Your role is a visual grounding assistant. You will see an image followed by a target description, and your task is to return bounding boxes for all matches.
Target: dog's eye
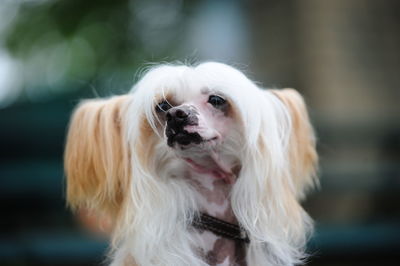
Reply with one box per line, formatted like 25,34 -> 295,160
208,95 -> 226,108
156,100 -> 172,112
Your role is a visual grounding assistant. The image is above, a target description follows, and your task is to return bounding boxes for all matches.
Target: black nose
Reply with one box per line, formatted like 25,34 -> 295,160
167,107 -> 189,124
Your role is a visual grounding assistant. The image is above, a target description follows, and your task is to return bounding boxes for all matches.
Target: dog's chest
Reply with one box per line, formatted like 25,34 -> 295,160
188,172 -> 246,266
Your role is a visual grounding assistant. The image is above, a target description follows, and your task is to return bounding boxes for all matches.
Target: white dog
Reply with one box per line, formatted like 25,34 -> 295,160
64,62 -> 318,266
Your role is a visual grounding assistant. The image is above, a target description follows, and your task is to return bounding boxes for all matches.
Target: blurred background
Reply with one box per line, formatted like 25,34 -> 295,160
0,0 -> 399,265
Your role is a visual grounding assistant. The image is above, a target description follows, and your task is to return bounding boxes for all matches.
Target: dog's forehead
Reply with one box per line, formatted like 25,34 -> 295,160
169,86 -> 211,104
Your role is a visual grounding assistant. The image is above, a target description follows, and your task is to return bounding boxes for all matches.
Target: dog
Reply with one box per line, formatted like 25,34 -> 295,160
64,62 -> 318,266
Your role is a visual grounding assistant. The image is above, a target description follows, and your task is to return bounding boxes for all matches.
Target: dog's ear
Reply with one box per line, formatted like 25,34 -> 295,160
64,95 -> 132,218
271,89 -> 318,199
233,88 -> 317,259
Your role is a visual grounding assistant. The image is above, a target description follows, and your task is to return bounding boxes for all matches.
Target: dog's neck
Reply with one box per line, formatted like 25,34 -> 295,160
188,168 -> 236,222
183,151 -> 239,219
183,154 -> 246,266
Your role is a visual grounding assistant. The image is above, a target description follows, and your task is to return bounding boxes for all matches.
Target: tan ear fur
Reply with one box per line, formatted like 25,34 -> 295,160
64,95 -> 132,218
271,89 -> 318,199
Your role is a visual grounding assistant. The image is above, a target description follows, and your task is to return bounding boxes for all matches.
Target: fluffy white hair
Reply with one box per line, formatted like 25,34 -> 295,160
64,62 -> 318,266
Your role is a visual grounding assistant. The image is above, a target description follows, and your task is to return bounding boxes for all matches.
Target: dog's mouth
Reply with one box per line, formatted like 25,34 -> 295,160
166,126 -> 219,147
167,130 -> 203,147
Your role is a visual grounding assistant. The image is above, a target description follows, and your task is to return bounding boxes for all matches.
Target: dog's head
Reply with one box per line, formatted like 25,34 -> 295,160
146,67 -> 245,184
64,63 -> 318,251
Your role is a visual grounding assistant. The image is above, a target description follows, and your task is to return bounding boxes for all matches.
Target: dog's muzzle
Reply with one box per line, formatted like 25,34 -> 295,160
166,106 -> 202,147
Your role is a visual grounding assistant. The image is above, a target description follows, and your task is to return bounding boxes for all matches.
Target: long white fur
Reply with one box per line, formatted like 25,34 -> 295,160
104,62 -> 313,266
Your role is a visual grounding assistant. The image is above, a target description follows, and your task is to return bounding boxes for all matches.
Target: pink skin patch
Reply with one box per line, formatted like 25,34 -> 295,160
186,161 -> 246,266
184,158 -> 235,184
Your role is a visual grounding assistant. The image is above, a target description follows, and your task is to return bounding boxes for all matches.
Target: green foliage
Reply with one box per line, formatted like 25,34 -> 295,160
2,0 -> 190,100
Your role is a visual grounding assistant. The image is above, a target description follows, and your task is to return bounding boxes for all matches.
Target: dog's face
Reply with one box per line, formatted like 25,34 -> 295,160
156,88 -> 235,149
152,85 -> 243,183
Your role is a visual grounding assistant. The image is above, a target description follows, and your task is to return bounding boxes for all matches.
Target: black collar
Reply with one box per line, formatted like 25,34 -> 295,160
192,213 -> 250,244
